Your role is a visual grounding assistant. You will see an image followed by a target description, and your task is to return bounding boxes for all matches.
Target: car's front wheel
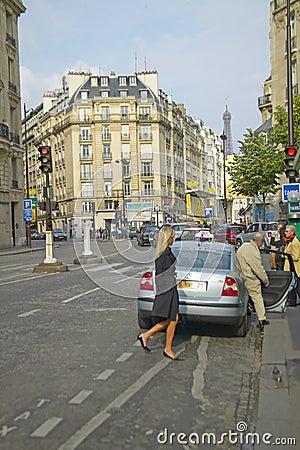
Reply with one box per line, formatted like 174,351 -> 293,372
235,239 -> 243,249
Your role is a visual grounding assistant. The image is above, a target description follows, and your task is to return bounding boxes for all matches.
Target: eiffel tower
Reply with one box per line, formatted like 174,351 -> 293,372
223,105 -> 233,159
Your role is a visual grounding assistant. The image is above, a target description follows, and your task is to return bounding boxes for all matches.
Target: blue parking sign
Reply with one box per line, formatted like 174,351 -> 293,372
205,208 -> 213,218
23,199 -> 32,222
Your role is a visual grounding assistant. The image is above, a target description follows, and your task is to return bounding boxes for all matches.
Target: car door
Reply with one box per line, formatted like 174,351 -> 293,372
261,251 -> 297,313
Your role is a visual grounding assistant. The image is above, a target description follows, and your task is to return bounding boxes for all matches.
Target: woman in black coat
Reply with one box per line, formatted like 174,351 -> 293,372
137,226 -> 182,361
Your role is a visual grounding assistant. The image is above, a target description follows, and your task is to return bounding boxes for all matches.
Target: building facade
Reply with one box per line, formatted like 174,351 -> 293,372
0,0 -> 25,248
23,71 -> 224,236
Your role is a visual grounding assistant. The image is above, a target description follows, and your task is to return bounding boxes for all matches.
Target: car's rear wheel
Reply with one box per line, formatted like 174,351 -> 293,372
138,310 -> 152,329
235,239 -> 242,249
231,314 -> 248,337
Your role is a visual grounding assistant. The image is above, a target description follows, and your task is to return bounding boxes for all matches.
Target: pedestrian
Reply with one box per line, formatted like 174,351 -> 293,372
283,225 -> 300,306
236,233 -> 270,327
137,226 -> 182,360
99,227 -> 103,239
270,223 -> 285,270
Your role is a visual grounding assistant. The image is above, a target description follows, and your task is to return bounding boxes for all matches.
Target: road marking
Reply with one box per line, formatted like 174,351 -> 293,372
94,369 -> 115,380
109,266 -> 131,274
115,352 -> 133,362
31,417 -> 63,438
69,390 -> 93,405
57,348 -> 184,450
18,309 -> 41,318
114,270 -> 145,284
86,263 -> 123,272
62,287 -> 100,304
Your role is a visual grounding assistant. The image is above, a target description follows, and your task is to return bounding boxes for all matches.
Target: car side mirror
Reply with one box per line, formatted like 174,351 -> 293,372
175,236 -> 181,241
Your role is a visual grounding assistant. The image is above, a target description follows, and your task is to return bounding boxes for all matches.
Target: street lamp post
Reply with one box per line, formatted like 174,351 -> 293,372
23,103 -> 31,248
115,159 -> 126,227
154,205 -> 160,227
220,132 -> 228,224
286,0 -> 295,184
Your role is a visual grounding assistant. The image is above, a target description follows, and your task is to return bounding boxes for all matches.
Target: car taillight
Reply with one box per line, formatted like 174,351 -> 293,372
140,271 -> 154,291
222,276 -> 238,297
267,231 -> 272,238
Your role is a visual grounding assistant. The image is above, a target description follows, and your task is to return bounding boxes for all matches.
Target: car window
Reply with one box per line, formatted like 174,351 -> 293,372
173,248 -> 231,270
269,223 -> 278,231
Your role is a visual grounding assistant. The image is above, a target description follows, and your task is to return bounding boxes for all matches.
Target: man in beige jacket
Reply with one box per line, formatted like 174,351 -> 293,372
236,233 -> 270,327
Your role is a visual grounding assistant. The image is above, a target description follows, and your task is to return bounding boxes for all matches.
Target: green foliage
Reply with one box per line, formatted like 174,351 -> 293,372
227,129 -> 284,199
269,95 -> 300,146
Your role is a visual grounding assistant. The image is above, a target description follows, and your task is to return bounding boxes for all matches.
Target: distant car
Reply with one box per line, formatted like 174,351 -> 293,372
171,222 -> 199,240
37,231 -> 46,240
53,228 -> 67,241
214,224 -> 246,245
128,226 -> 138,239
137,241 -> 296,337
177,227 -> 214,241
137,225 -> 159,246
235,222 -> 278,249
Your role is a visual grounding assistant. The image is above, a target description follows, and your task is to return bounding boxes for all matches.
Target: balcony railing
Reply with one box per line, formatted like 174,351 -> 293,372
102,133 -> 111,140
6,33 -> 16,47
79,134 -> 92,141
258,94 -> 272,107
121,133 -> 130,140
8,82 -> 17,93
103,152 -> 112,159
140,133 -> 152,140
80,154 -> 93,160
10,132 -> 20,144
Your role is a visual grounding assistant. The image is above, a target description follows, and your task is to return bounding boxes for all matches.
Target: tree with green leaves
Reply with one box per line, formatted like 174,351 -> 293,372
227,129 -> 284,220
268,95 -> 300,146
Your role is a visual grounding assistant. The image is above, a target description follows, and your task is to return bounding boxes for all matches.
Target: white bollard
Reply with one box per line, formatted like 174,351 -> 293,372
82,222 -> 93,256
44,231 -> 57,264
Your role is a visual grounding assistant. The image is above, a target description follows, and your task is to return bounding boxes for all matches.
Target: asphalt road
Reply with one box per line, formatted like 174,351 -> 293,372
0,239 -> 262,450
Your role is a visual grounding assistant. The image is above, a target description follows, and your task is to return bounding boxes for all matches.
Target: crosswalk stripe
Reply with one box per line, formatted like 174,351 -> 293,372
31,417 -> 63,438
116,352 -> 133,362
95,369 -> 115,380
69,390 -> 93,405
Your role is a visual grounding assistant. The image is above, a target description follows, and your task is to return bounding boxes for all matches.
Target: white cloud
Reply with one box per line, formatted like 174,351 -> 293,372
20,66 -> 61,108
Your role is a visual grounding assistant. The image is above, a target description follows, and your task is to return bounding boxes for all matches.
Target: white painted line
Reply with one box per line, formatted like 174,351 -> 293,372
57,348 -> 184,450
31,417 -> 63,438
114,271 -> 145,284
86,262 -> 123,272
69,390 -> 93,405
62,287 -> 100,304
95,369 -> 115,380
18,309 -> 41,318
109,266 -> 131,274
115,352 -> 133,362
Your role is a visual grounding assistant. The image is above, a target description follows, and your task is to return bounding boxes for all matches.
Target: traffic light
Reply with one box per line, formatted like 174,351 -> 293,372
284,145 -> 298,181
222,199 -> 227,209
38,146 -> 52,174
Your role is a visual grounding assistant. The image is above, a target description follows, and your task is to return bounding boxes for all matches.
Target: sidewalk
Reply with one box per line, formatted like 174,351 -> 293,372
256,307 -> 300,448
0,244 -> 45,256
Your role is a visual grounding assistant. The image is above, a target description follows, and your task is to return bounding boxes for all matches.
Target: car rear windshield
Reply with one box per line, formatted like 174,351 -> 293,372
172,248 -> 231,270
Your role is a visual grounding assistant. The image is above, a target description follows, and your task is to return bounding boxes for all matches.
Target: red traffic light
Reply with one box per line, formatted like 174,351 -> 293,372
38,146 -> 52,173
40,146 -> 49,154
286,146 -> 297,156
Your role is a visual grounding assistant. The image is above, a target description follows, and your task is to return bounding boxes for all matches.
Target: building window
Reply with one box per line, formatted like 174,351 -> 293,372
121,124 -> 129,139
103,164 -> 112,179
102,124 -> 111,139
119,90 -> 128,97
81,164 -> 92,179
91,77 -> 98,87
124,181 -> 130,196
142,162 -> 152,176
122,143 -> 130,159
129,76 -> 137,86
140,90 -> 148,101
79,108 -> 91,120
80,145 -> 92,160
101,91 -> 109,97
103,143 -> 111,158
81,182 -> 93,197
120,105 -> 128,119
80,127 -> 92,141
100,77 -> 109,86
81,91 -> 88,100
139,106 -> 151,119
143,181 -> 153,195
104,182 -> 112,196
140,125 -> 152,139
123,162 -> 130,177
102,106 -> 110,120
119,76 -> 127,86
105,200 -> 113,209
82,201 -> 93,213
140,143 -> 152,159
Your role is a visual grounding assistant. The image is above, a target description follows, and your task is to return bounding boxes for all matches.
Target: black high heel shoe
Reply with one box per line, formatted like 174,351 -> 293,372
137,335 -> 151,352
163,350 -> 183,361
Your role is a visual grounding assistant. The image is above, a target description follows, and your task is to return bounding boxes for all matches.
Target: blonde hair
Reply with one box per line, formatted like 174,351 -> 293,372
154,226 -> 175,259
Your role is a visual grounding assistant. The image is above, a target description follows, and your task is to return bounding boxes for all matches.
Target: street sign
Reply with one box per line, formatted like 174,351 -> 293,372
288,201 -> 300,213
282,183 -> 300,202
23,199 -> 32,222
205,208 -> 213,219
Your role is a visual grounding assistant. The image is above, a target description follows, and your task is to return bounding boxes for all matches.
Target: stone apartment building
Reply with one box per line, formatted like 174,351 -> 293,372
0,0 -> 25,248
23,70 -> 224,236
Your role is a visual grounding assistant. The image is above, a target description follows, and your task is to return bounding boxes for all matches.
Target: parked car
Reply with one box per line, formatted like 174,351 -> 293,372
128,226 -> 138,239
235,222 -> 278,249
137,241 -> 296,337
150,222 -> 197,247
214,223 -> 246,245
53,228 -> 67,241
37,231 -> 46,240
137,225 -> 159,246
176,227 -> 214,241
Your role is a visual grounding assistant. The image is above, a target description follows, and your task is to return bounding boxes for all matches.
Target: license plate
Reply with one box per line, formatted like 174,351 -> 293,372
178,280 -> 207,291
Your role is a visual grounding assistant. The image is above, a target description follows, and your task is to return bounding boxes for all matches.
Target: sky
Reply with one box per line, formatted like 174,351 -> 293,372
18,0 -> 271,152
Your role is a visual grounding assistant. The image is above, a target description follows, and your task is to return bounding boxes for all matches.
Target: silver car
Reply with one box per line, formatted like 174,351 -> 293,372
138,241 -> 296,337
